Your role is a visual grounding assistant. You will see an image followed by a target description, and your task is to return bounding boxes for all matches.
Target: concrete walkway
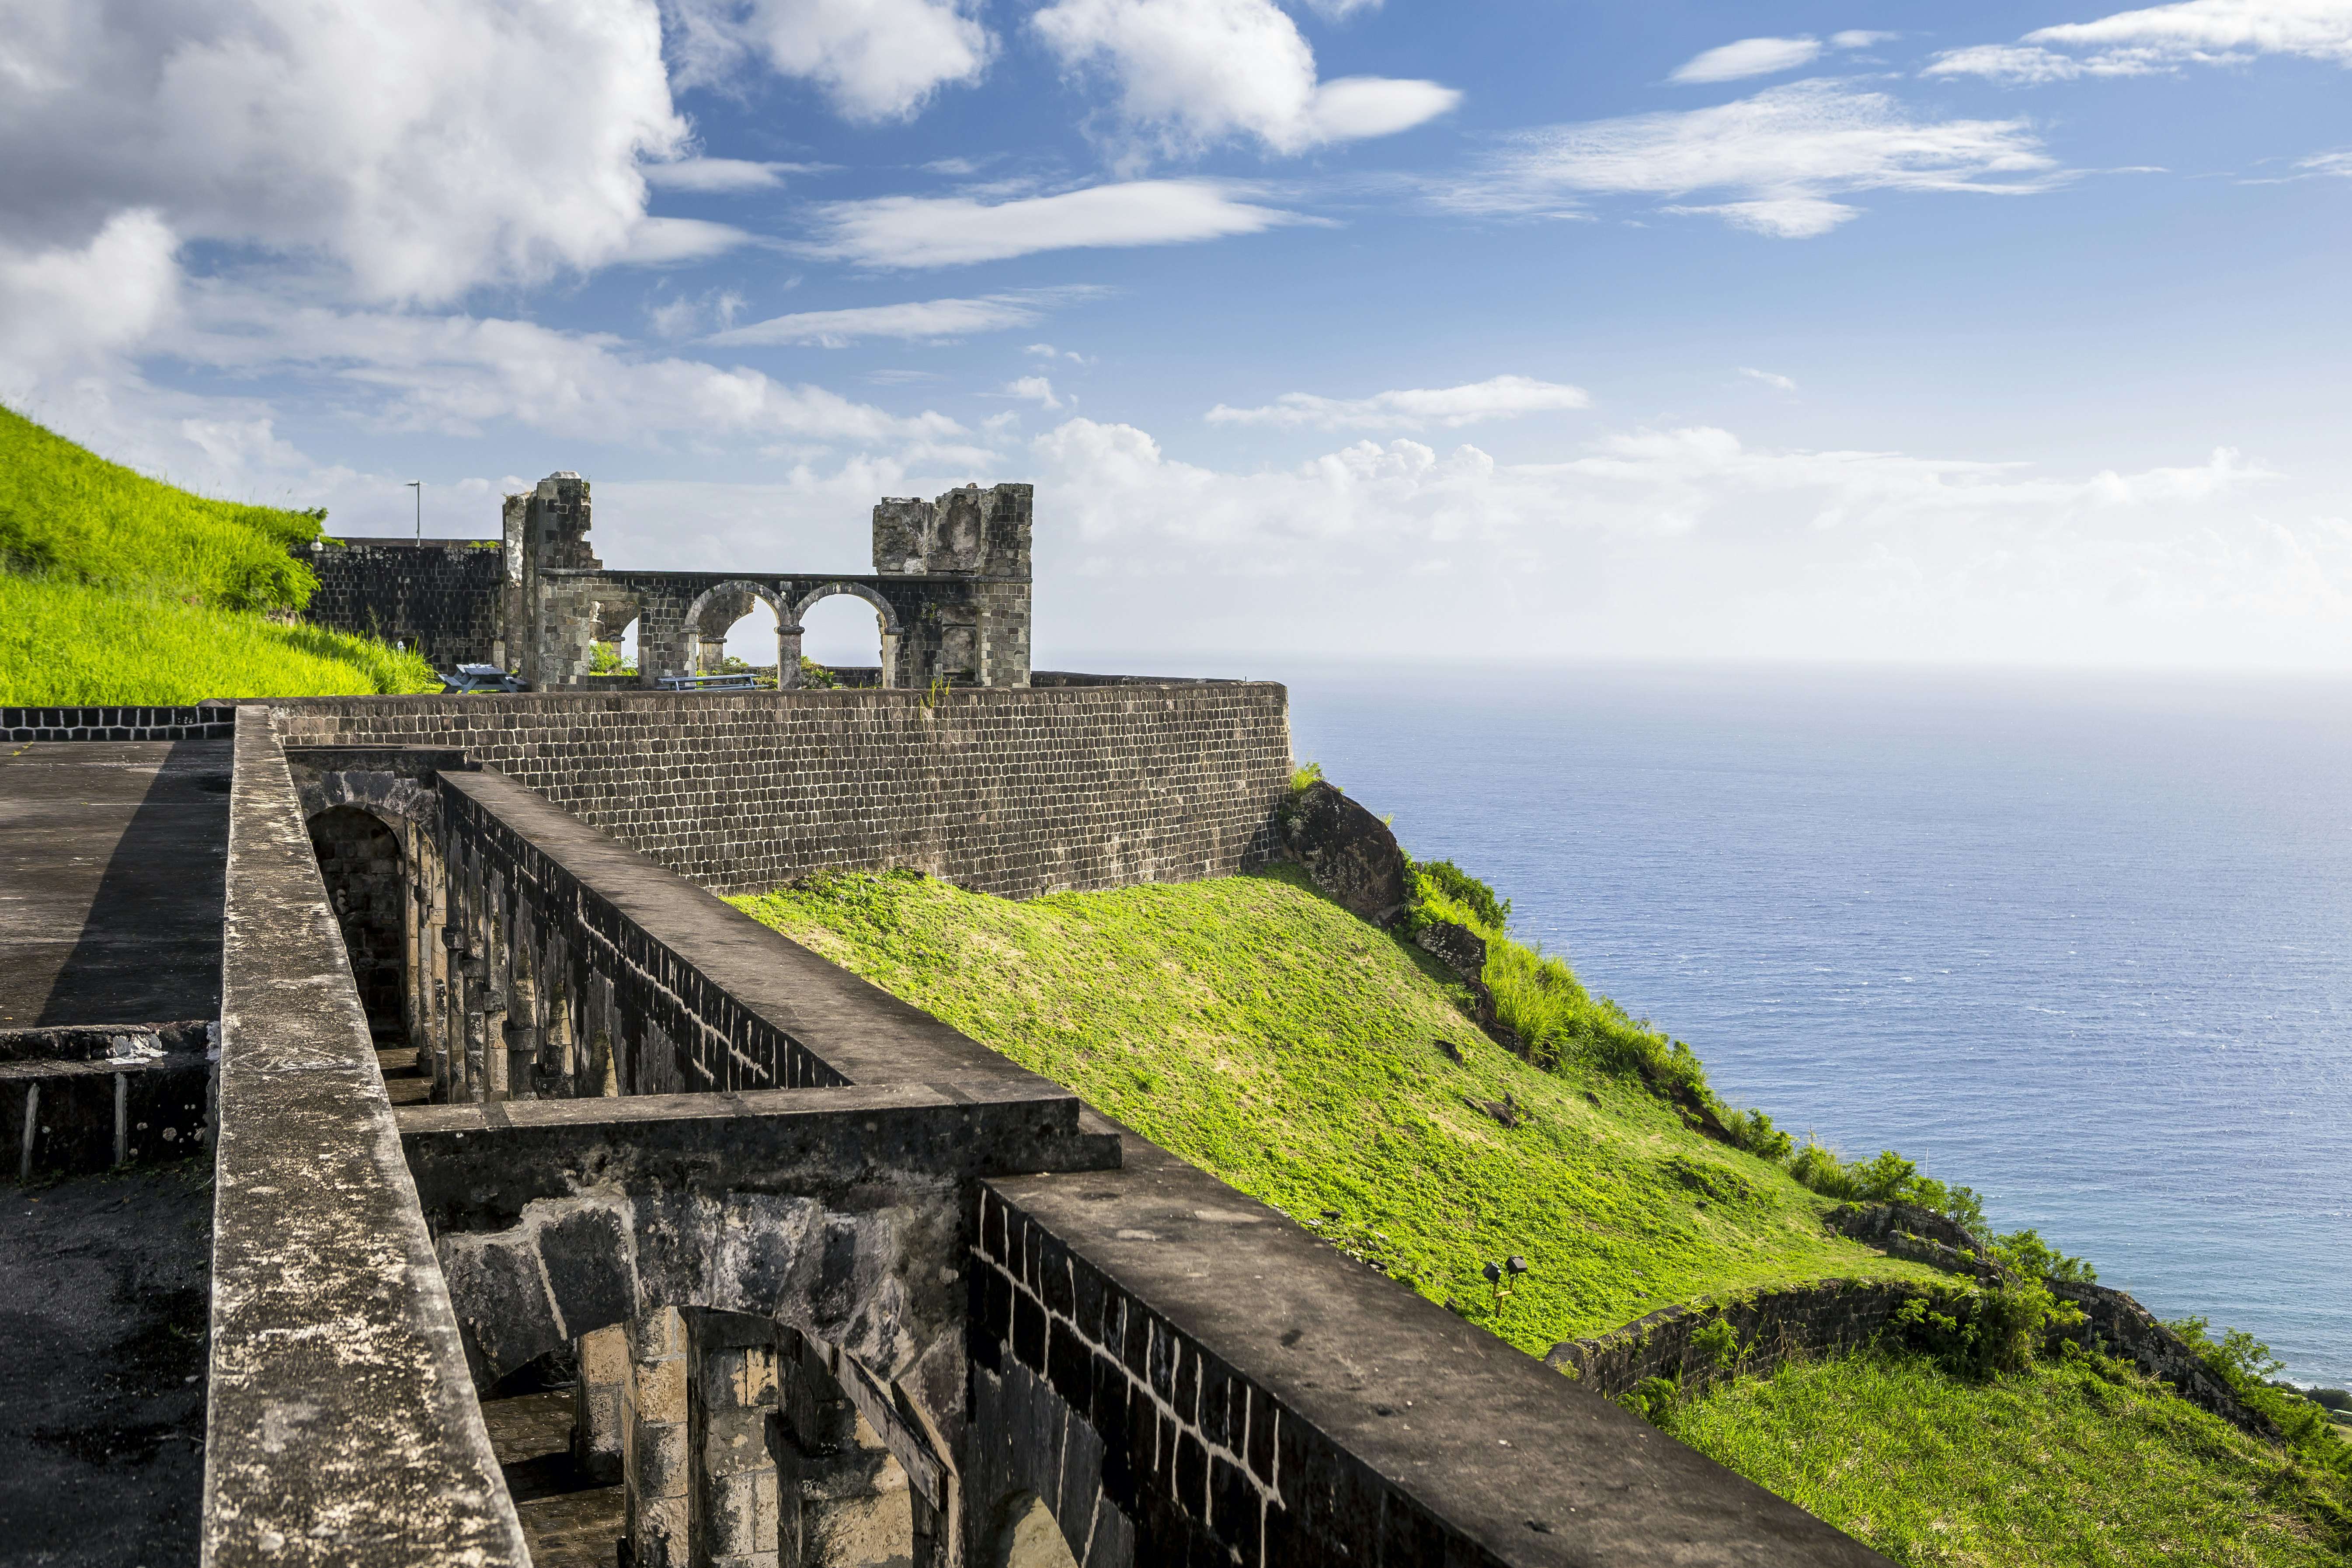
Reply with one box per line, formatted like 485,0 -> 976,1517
0,741 -> 231,1029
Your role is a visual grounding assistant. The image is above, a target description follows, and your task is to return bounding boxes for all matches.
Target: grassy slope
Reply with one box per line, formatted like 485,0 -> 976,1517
0,576 -> 435,704
0,406 -> 435,702
732,865 -> 1938,1353
1657,1349 -> 2352,1568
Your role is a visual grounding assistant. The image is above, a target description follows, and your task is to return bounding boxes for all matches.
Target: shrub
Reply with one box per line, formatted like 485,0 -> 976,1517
1993,1228 -> 2097,1283
1288,759 -> 1324,793
1411,858 -> 1510,932
1894,1279 -> 2084,1379
1787,1140 -> 1858,1199
1719,1106 -> 1793,1163
2168,1318 -> 2352,1477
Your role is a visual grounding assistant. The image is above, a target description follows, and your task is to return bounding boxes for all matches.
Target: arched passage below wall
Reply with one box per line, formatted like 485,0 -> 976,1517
307,805 -> 406,1043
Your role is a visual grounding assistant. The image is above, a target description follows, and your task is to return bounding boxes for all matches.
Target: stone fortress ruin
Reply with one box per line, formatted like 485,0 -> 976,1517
303,476 -> 1037,692
2,476 -> 1902,1568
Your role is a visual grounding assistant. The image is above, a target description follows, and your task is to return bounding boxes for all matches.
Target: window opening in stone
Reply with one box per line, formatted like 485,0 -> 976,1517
592,610 -> 640,681
797,592 -> 885,688
306,807 -> 409,1050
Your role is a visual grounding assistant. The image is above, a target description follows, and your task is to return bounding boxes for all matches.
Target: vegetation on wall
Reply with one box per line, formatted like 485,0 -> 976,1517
0,406 -> 435,702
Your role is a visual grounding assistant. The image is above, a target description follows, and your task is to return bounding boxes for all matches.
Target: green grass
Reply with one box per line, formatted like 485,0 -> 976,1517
0,406 -> 437,702
1654,1347 -> 2352,1567
731,865 -> 1940,1353
0,405 -> 322,609
0,572 -> 437,704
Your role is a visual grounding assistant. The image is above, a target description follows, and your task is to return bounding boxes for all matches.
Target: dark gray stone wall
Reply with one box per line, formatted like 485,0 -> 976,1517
2,706 -> 235,741
264,684 -> 1292,899
303,538 -> 506,667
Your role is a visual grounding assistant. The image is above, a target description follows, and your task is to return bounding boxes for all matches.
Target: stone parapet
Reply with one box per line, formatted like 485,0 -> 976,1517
2,704 -> 236,741
259,682 -> 1293,900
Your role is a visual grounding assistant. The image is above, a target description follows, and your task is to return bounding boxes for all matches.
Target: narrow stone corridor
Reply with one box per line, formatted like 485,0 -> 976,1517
480,1389 -> 622,1568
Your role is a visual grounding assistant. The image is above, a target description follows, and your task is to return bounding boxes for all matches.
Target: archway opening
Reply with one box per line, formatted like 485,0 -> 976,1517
591,609 -> 640,681
797,592 -> 886,687
718,597 -> 780,683
307,807 -> 407,1045
987,1492 -> 1080,1568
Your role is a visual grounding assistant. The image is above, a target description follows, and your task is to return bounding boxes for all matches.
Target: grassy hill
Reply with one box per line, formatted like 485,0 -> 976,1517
731,857 -> 2352,1567
0,406 -> 435,702
733,862 -> 1938,1352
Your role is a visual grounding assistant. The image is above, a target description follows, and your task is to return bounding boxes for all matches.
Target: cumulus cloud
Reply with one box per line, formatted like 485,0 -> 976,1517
1670,36 -> 1824,84
665,0 -> 992,121
1003,376 -> 1064,408
710,290 -> 1104,347
1927,0 -> 2352,81
0,211 -> 181,381
0,0 -> 701,305
1205,375 -> 1590,431
804,180 -> 1305,267
1028,0 -> 1458,162
1448,80 -> 2061,235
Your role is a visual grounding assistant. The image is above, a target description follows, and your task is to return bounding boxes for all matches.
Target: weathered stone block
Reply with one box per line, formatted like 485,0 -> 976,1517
1277,782 -> 1408,927
539,1203 -> 637,1335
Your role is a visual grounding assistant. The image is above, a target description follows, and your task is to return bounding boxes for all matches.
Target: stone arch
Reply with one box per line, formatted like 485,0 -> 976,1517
306,805 -> 407,1042
682,578 -> 785,678
985,1492 -> 1080,1568
783,581 -> 904,689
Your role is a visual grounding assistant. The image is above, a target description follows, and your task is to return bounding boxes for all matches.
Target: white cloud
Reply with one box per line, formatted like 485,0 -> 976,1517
1927,0 -> 2352,81
0,211 -> 181,381
1670,36 -> 1823,84
710,292 -> 1093,347
804,180 -> 1305,267
1451,80 -> 2060,235
2300,149 -> 2352,175
1740,366 -> 1799,392
1029,0 -> 1457,161
1025,417 -> 2339,667
665,0 -> 992,122
1297,0 -> 1381,17
1205,375 -> 1590,431
1832,30 -> 1900,48
1026,343 -> 1095,364
1003,376 -> 1064,409
155,287 -> 980,457
0,0 -> 696,305
641,157 -> 804,192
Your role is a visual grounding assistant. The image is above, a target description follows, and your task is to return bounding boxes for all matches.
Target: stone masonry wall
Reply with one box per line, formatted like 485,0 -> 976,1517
266,684 -> 1292,900
304,538 -> 506,667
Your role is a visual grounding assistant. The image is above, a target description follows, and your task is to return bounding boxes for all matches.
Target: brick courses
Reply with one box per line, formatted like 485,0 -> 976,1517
264,683 -> 1292,899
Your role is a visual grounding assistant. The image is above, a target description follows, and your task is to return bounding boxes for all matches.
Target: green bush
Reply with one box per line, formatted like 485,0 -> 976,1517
1411,858 -> 1511,931
1719,1107 -> 1794,1163
1992,1228 -> 2097,1283
2168,1318 -> 2352,1477
1893,1279 -> 2084,1379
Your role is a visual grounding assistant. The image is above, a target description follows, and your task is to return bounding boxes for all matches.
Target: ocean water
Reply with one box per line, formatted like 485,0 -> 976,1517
1276,663 -> 2351,1387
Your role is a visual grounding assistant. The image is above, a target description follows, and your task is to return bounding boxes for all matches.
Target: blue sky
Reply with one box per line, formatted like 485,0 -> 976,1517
3,0 -> 2347,669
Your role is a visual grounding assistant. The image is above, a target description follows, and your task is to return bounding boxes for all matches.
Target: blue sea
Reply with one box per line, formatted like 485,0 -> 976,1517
1262,662 -> 2351,1387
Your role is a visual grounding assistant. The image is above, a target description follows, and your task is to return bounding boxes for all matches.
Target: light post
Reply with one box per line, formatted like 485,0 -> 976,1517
406,480 -> 421,542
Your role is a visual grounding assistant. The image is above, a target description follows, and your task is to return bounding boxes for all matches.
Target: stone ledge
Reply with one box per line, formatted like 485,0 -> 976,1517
205,706 -> 528,1568
985,1116 -> 1892,1568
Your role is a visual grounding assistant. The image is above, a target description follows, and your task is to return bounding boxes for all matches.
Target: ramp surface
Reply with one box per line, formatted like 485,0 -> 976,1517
0,740 -> 231,1028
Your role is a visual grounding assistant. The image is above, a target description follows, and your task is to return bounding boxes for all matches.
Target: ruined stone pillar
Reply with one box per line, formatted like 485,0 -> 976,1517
777,625 -> 803,689
575,1325 -> 627,1485
625,1307 -> 692,1568
686,1311 -> 782,1568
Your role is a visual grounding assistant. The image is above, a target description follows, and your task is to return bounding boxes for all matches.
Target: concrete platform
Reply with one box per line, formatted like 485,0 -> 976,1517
0,740 -> 231,1029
